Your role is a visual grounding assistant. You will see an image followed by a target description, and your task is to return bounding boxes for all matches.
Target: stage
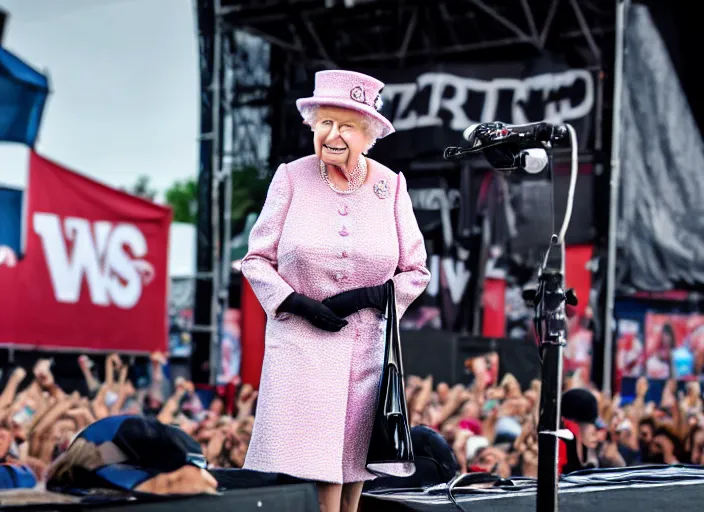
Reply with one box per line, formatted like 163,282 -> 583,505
4,465 -> 703,511
360,465 -> 704,511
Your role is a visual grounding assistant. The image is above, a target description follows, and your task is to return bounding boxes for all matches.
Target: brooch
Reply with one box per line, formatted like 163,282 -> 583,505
373,179 -> 389,199
350,86 -> 366,104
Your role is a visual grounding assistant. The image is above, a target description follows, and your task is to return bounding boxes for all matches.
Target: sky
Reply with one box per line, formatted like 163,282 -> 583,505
0,0 -> 199,202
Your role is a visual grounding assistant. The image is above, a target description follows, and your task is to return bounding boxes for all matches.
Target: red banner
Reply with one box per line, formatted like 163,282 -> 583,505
482,277 -> 506,339
0,152 -> 172,353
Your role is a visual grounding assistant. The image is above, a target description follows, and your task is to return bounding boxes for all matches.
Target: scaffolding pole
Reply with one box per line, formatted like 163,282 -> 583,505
208,0 -> 223,386
193,0 -> 225,385
218,35 -> 234,384
602,0 -> 630,395
192,0 -> 216,385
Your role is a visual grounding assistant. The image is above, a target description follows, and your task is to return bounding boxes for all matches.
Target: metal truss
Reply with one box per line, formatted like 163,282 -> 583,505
217,0 -> 614,68
221,31 -> 272,169
192,0 -> 218,384
193,1 -> 274,384
216,1 -> 615,163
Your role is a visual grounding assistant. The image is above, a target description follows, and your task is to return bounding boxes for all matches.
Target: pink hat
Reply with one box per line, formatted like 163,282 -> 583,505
296,70 -> 395,139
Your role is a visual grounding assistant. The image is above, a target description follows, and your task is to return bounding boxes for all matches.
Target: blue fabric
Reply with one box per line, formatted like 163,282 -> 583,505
95,464 -> 154,491
0,464 -> 37,489
0,47 -> 49,147
0,186 -> 22,254
78,415 -> 128,445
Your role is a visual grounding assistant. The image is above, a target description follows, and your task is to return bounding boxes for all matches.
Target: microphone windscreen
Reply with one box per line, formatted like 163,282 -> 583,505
520,148 -> 549,174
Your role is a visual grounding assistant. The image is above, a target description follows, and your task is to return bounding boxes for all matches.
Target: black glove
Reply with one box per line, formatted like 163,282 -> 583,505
322,282 -> 390,318
277,292 -> 348,332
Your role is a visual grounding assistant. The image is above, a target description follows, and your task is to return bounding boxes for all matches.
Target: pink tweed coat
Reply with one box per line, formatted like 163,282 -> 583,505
241,154 -> 430,484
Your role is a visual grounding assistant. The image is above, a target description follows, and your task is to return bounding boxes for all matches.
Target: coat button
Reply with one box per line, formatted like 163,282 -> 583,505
335,272 -> 345,281
339,226 -> 349,237
341,250 -> 348,258
338,205 -> 349,216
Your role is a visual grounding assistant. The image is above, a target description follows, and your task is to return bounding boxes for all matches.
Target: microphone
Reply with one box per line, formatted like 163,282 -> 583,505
462,121 -> 568,146
444,121 -> 566,174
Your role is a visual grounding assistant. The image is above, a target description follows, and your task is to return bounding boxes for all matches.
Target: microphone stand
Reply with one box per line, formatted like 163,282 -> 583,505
523,245 -> 575,512
524,124 -> 579,512
444,123 -> 580,512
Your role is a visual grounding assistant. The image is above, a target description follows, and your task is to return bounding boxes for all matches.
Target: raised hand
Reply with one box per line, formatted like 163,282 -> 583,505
32,359 -> 55,390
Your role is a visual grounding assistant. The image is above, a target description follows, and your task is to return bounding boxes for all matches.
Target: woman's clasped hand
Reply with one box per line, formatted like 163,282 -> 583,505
278,280 -> 392,332
278,292 -> 348,332
322,282 -> 389,318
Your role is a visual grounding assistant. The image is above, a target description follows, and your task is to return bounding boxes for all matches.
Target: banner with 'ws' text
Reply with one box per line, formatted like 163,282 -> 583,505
0,152 -> 171,353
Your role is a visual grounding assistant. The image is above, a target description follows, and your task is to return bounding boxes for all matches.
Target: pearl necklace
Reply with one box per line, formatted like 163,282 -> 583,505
319,155 -> 367,194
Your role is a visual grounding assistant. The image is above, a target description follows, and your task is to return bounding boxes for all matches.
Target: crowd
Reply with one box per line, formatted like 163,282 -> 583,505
406,362 -> 704,478
0,353 -> 258,487
0,350 -> 703,503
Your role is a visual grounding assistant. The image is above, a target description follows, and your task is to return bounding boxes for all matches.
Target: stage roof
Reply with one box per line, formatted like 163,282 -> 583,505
218,0 -> 615,67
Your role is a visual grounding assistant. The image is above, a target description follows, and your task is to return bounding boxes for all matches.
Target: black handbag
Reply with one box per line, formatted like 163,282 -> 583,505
365,280 -> 415,477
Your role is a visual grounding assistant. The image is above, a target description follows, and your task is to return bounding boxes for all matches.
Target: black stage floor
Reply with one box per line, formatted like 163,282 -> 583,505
361,465 -> 704,512
3,465 -> 703,511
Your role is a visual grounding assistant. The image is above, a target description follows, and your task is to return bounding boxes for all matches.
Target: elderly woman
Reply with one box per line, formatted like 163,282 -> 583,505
241,69 -> 430,512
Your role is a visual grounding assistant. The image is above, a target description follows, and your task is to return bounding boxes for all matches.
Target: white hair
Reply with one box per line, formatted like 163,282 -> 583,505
300,104 -> 386,153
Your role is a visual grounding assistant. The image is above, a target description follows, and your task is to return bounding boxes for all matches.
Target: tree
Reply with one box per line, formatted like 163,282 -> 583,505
163,166 -> 271,230
125,175 -> 157,201
165,178 -> 198,224
229,165 -> 271,232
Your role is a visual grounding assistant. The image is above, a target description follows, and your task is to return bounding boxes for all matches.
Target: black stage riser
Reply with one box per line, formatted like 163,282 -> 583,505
14,484 -> 318,512
360,481 -> 704,512
400,330 -> 541,391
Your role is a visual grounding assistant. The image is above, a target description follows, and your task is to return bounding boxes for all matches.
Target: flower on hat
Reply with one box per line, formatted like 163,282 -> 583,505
350,85 -> 366,104
374,93 -> 383,112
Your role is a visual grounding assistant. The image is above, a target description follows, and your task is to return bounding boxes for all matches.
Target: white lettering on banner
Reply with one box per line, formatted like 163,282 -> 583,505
383,69 -> 594,131
33,214 -> 153,309
0,246 -> 17,268
425,255 -> 471,305
426,255 -> 440,297
408,188 -> 461,211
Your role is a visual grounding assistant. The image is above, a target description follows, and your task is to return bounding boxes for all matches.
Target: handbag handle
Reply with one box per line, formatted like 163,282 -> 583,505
383,280 -> 407,418
384,280 -> 401,369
